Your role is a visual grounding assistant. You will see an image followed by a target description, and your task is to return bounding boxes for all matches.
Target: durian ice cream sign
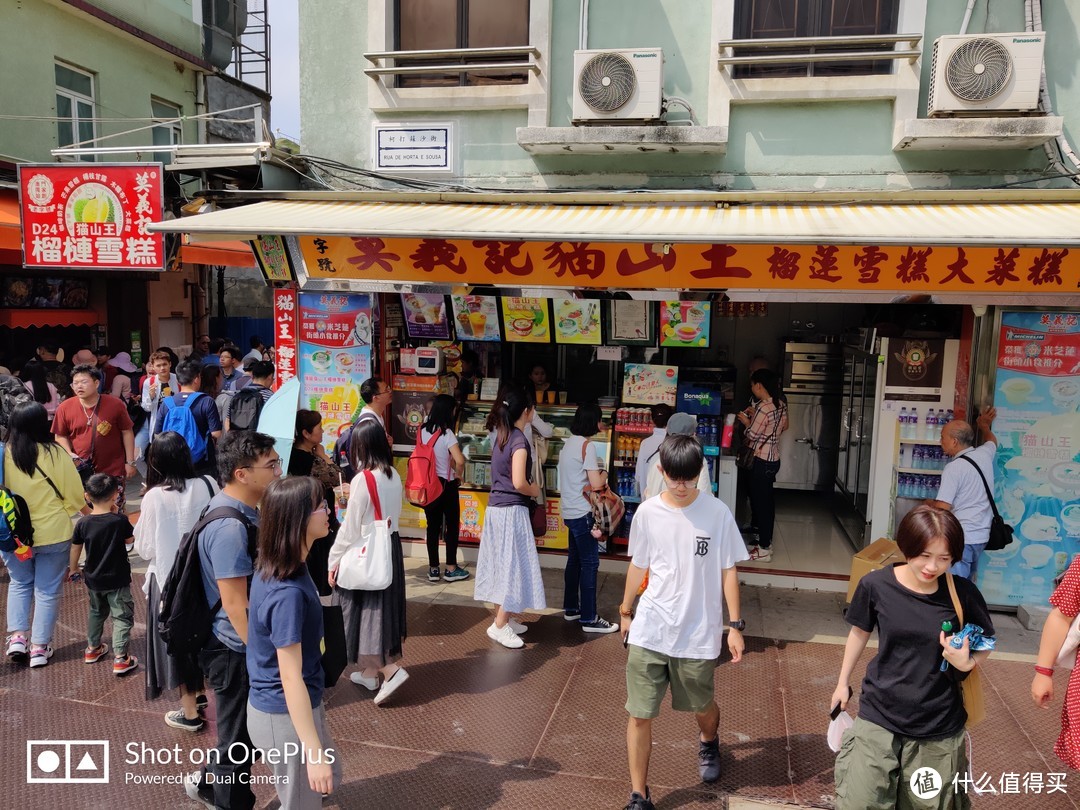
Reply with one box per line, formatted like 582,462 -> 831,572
17,163 -> 165,271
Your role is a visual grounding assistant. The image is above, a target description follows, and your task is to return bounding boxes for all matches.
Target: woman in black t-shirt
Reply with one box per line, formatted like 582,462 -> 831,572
831,505 -> 995,810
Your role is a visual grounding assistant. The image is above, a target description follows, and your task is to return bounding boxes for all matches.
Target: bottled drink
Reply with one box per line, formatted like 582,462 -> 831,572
912,446 -> 923,469
906,408 -> 917,440
898,474 -> 909,498
925,409 -> 938,440
899,407 -> 908,439
708,419 -> 718,446
898,444 -> 907,467
945,408 -> 954,425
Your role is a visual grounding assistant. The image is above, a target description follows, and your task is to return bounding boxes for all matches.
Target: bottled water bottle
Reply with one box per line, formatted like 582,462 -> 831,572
907,408 -> 918,440
898,443 -> 907,467
899,407 -> 908,439
924,409 -> 937,440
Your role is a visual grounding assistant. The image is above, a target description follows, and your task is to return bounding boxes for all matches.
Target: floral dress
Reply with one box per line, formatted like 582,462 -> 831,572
1050,557 -> 1080,769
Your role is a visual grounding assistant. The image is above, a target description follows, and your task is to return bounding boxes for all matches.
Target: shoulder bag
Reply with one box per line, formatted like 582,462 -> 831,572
582,440 -> 625,538
957,455 -> 1014,551
73,400 -> 99,484
945,572 -> 986,727
335,470 -> 393,591
737,402 -> 785,470
1055,613 -> 1080,670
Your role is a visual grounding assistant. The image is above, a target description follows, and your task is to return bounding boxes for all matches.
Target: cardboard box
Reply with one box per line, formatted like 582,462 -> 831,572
846,538 -> 905,602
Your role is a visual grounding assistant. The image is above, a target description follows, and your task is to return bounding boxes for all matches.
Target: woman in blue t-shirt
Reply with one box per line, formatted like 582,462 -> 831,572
246,476 -> 342,808
473,387 -> 546,649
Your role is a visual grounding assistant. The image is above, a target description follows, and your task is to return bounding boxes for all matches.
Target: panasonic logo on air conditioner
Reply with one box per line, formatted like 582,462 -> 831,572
1012,37 -> 1042,43
632,52 -> 659,58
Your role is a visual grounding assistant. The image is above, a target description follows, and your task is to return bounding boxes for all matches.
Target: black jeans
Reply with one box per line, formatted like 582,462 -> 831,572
747,457 -> 781,548
423,478 -> 460,569
197,639 -> 255,809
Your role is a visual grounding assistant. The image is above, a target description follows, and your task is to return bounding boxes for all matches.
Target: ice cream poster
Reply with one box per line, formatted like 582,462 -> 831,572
501,297 -> 551,343
977,310 -> 1080,607
298,292 -> 372,451
450,294 -> 501,342
552,298 -> 602,346
401,293 -> 451,340
622,363 -> 678,406
660,300 -> 711,348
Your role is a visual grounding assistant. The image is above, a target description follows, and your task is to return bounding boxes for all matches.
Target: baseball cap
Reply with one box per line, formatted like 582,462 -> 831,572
666,412 -> 698,436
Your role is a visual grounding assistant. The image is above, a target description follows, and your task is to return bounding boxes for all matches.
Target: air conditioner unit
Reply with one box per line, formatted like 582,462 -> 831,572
572,48 -> 663,124
928,32 -> 1045,116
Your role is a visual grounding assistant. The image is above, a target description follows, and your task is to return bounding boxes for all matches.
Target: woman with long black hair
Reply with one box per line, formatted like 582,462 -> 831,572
420,394 -> 468,583
736,368 -> 788,562
1,401 -> 86,667
290,409 -> 340,596
20,361 -> 60,421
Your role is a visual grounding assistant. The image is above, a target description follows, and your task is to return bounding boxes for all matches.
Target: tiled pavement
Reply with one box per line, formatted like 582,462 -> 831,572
1,553 -> 1076,809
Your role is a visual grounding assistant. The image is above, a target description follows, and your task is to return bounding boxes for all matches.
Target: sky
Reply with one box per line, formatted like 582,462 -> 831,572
267,0 -> 301,142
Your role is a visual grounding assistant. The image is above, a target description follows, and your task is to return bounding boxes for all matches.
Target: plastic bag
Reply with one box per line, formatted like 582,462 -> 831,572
827,710 -> 854,753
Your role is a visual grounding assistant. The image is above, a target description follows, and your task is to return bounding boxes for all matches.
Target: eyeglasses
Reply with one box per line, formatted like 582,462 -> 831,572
242,458 -> 283,472
311,504 -> 330,515
664,477 -> 697,491
377,388 -> 392,396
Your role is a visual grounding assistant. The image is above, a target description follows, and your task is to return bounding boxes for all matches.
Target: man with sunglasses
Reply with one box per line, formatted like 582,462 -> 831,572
185,431 -> 281,810
618,434 -> 749,810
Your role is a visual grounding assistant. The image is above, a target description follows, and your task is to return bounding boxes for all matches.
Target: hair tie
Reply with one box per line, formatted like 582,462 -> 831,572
501,400 -> 510,407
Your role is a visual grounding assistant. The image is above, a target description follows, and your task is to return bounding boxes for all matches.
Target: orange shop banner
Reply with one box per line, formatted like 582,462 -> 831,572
298,236 -> 1078,293
18,163 -> 165,271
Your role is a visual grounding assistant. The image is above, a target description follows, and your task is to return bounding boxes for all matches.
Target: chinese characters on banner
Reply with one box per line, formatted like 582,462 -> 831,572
272,288 -> 298,390
298,236 -> 1079,293
297,292 -> 372,452
18,164 -> 165,271
979,311 -> 1080,607
252,235 -> 294,283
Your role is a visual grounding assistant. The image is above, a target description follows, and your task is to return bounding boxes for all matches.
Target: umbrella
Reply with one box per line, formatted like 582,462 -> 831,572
257,377 -> 301,474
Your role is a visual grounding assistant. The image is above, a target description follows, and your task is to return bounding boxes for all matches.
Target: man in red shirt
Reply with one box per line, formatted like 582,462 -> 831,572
53,364 -> 136,510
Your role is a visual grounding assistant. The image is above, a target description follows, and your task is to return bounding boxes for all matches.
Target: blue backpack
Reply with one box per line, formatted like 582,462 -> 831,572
161,392 -> 208,463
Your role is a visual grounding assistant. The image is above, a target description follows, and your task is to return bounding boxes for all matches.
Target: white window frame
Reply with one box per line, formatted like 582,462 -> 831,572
150,97 -> 183,163
55,61 -> 97,162
366,0 -> 551,126
709,0 -> 925,143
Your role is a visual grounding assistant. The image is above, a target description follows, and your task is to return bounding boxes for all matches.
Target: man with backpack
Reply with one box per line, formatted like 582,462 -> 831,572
332,377 -> 391,481
224,361 -> 274,433
153,360 -> 222,476
182,430 -> 281,810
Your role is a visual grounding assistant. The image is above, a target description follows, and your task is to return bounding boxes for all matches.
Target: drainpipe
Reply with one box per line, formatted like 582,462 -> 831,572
579,0 -> 589,50
1027,0 -> 1080,185
958,0 -> 977,35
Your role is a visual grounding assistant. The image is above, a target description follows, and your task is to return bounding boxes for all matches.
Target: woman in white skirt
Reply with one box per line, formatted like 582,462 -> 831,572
474,386 -> 546,649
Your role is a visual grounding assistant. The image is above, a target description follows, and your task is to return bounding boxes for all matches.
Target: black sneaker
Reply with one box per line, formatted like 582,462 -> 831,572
195,693 -> 208,711
624,788 -> 655,810
427,567 -> 441,582
698,736 -> 721,782
581,617 -> 619,634
164,710 -> 204,732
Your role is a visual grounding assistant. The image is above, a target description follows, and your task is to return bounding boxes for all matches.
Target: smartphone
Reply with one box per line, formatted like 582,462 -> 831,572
829,686 -> 853,720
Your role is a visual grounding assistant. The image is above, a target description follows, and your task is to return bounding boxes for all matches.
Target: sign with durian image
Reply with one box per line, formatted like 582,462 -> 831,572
18,163 -> 165,271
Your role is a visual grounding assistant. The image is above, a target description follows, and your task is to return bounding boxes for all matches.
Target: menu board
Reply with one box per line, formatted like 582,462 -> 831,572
501,297 -> 551,343
552,298 -> 602,346
660,300 -> 711,348
978,311 -> 1080,607
622,363 -> 678,406
298,292 -> 372,451
450,294 -> 501,342
401,293 -> 451,339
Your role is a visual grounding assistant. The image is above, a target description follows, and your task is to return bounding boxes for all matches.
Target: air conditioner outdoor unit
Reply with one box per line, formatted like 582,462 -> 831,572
928,32 -> 1045,116
572,48 -> 663,124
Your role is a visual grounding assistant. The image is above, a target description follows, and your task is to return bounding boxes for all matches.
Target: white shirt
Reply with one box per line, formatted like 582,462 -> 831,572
642,459 -> 712,502
133,475 -> 219,595
635,427 -> 667,496
628,493 -> 748,658
420,427 -> 459,480
141,374 -> 180,433
328,467 -> 403,574
357,405 -> 385,428
558,435 -> 601,520
243,348 -> 263,366
524,411 -> 554,444
937,441 -> 997,545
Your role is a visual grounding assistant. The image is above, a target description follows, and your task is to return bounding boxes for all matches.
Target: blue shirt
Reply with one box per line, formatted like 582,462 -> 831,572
198,492 -> 258,652
247,566 -> 324,714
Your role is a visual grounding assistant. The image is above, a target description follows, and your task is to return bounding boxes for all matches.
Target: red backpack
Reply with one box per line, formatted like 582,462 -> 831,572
405,428 -> 444,507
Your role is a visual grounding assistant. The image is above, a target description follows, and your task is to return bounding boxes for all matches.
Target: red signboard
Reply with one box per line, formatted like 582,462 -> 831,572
273,288 -> 298,390
17,163 -> 165,271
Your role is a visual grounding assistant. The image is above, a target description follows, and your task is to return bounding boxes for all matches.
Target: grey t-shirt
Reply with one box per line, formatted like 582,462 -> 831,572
198,492 -> 258,653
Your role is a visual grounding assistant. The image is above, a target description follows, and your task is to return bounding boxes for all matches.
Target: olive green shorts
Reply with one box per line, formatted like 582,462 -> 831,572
625,644 -> 717,719
834,716 -> 970,810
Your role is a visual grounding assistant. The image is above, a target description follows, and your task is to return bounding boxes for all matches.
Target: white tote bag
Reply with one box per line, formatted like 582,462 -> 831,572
1056,612 -> 1080,670
336,470 -> 393,591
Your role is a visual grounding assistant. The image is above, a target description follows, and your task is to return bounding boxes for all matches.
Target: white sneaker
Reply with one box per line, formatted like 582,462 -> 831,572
373,667 -> 409,706
350,671 -> 380,690
486,621 -> 524,649
508,618 -> 527,635
29,645 -> 53,668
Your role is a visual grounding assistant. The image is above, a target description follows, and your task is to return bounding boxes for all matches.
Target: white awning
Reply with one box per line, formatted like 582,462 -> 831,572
152,198 -> 1080,248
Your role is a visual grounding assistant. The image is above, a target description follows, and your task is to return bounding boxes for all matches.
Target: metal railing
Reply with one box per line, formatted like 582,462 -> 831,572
717,33 -> 922,68
364,46 -> 540,78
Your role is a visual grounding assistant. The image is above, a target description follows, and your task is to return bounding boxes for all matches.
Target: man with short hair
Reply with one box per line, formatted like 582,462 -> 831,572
137,351 -> 178,476
333,377 -> 392,480
36,343 -> 73,398
620,434 -> 748,810
153,359 -> 223,475
931,407 -> 999,581
218,345 -> 250,393
185,431 -> 281,810
53,364 -> 136,509
224,361 -> 274,432
93,346 -> 119,394
635,404 -> 673,497
243,335 -> 265,368
188,334 -> 212,364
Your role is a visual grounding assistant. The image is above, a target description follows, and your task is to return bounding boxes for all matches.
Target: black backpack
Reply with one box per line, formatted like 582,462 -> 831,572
0,444 -> 34,554
228,385 -> 267,432
157,506 -> 256,658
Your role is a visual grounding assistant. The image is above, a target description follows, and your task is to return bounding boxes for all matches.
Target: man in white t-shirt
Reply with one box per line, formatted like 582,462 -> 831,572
634,404 -> 672,497
932,407 -> 998,581
619,434 -> 748,810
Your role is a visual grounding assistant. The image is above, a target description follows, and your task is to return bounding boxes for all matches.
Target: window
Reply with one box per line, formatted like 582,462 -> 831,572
394,0 -> 530,88
733,0 -> 899,78
55,62 -> 96,161
151,99 -> 183,165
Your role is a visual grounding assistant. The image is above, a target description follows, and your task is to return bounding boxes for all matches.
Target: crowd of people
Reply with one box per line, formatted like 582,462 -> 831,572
4,343 -> 1080,810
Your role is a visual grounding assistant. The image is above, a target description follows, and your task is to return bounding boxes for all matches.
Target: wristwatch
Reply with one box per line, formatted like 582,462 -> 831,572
728,620 -> 746,631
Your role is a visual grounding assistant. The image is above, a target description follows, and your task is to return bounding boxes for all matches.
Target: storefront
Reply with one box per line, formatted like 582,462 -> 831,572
153,190 -> 1080,601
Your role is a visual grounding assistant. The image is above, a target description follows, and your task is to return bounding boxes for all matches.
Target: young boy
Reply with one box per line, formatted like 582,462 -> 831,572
69,474 -> 139,676
619,434 -> 749,810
